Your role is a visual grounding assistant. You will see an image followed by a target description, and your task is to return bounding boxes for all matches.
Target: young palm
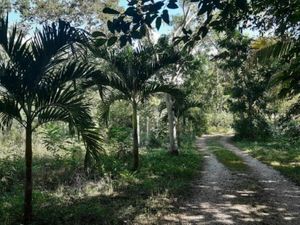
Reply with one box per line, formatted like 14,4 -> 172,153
90,44 -> 181,170
0,17 -> 101,224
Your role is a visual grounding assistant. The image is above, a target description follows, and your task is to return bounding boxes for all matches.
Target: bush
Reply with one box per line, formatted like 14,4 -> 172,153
0,131 -> 203,225
107,125 -> 132,157
207,111 -> 233,133
233,115 -> 271,140
147,132 -> 162,148
280,120 -> 300,141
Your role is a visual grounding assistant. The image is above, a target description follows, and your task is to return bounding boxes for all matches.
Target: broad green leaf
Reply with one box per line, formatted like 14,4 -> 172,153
103,7 -> 120,15
92,31 -> 106,38
107,36 -> 118,46
162,10 -> 170,24
156,17 -> 162,30
125,7 -> 137,16
119,35 -> 127,48
167,0 -> 178,9
107,21 -> 115,33
95,38 -> 107,46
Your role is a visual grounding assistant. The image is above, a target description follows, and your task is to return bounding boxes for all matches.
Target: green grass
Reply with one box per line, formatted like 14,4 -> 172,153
206,138 -> 248,171
0,137 -> 202,225
234,138 -> 300,185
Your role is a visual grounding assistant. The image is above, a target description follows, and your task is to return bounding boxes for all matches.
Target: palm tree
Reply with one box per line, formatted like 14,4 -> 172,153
161,96 -> 203,148
251,38 -> 299,98
0,17 -> 102,224
251,38 -> 300,128
155,38 -> 191,155
165,93 -> 179,154
90,44 -> 181,170
175,99 -> 203,145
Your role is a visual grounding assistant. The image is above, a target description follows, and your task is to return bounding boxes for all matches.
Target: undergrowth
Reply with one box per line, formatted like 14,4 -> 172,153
0,135 -> 202,225
235,138 -> 300,185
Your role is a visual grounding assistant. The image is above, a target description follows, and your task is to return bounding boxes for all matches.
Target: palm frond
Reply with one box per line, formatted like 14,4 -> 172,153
81,127 -> 103,163
274,72 -> 300,98
35,85 -> 103,162
142,82 -> 183,102
87,44 -> 110,62
42,61 -> 98,88
280,100 -> 300,123
0,63 -> 27,104
0,96 -> 23,129
158,94 -> 203,118
35,85 -> 86,123
252,39 -> 294,64
29,20 -> 88,86
99,91 -> 129,126
146,49 -> 181,79
175,99 -> 203,118
31,19 -> 87,61
0,16 -> 33,72
90,69 -> 129,95
269,54 -> 300,98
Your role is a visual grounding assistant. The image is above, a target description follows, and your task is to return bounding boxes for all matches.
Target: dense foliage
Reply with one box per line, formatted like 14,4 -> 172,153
0,0 -> 299,224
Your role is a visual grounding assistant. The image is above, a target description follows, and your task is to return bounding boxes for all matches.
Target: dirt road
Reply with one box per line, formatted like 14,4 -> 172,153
162,135 -> 300,225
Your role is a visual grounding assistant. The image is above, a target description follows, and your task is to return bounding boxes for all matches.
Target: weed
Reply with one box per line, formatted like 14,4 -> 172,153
207,138 -> 248,171
235,138 -> 300,185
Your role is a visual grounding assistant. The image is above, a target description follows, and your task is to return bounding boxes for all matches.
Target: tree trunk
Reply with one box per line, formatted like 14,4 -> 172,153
24,124 -> 33,225
84,151 -> 90,173
177,117 -> 181,148
182,116 -> 186,133
132,101 -> 139,170
165,94 -> 178,155
146,116 -> 150,146
137,113 -> 140,147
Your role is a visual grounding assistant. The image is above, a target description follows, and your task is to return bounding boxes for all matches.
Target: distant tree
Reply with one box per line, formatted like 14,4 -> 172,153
251,38 -> 300,138
0,17 -> 102,224
89,44 -> 181,170
229,67 -> 273,139
217,32 -> 275,139
10,0 -> 119,31
161,96 -> 203,146
154,37 -> 189,155
0,0 -> 10,16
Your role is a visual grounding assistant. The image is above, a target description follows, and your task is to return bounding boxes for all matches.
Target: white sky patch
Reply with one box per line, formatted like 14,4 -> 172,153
149,29 -> 161,44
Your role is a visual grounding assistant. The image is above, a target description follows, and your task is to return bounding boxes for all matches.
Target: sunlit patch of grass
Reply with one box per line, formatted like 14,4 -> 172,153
207,138 -> 248,171
235,139 -> 300,185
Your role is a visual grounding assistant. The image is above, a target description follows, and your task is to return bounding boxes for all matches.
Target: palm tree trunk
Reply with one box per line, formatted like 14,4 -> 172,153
177,117 -> 181,148
132,101 -> 139,170
24,124 -> 33,225
182,116 -> 186,133
146,116 -> 150,146
165,94 -> 178,155
84,151 -> 90,173
137,113 -> 140,146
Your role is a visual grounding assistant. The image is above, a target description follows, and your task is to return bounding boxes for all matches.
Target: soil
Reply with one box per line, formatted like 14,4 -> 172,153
161,135 -> 300,225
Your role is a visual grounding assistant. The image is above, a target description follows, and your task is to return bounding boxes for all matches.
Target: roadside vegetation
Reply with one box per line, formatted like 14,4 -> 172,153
0,0 -> 300,224
235,138 -> 300,185
0,134 -> 201,225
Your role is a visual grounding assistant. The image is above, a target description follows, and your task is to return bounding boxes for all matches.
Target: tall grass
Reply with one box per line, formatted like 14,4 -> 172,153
235,138 -> 300,185
0,135 -> 202,225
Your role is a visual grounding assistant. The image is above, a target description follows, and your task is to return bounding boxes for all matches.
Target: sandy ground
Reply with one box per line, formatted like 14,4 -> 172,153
161,135 -> 300,225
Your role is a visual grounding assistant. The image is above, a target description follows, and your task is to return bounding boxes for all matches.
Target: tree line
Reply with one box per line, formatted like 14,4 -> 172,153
0,0 -> 299,224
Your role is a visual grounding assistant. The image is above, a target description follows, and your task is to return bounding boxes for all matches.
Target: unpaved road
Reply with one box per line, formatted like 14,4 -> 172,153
162,135 -> 300,225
